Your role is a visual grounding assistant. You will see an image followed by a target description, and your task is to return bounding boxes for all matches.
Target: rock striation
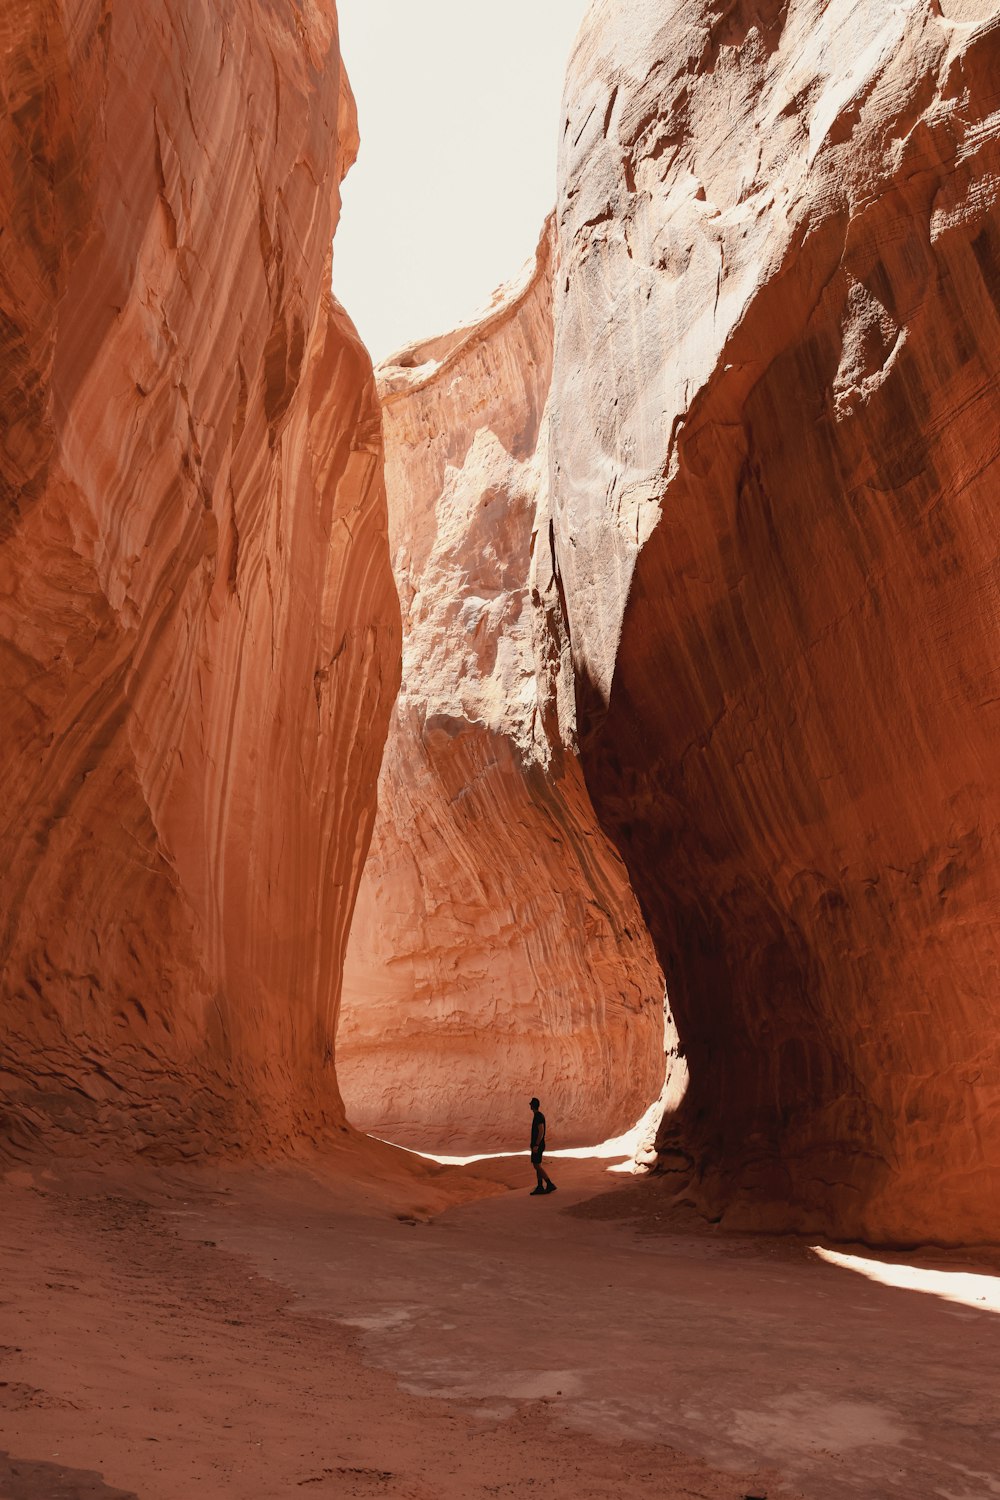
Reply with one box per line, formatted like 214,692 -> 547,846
6,0 -> 997,1242
0,0 -> 400,1155
338,227 -> 666,1153
551,0 -> 1000,1240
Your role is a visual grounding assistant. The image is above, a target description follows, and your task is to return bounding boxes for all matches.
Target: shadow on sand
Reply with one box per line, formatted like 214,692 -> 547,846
0,1452 -> 140,1499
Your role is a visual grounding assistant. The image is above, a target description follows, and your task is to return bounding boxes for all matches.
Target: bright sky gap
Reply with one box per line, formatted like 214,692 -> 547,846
333,0 -> 589,364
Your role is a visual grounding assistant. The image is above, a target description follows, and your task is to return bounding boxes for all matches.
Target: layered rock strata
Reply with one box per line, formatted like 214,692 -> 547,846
0,0 -> 399,1155
338,228 -> 666,1152
552,0 -> 1000,1240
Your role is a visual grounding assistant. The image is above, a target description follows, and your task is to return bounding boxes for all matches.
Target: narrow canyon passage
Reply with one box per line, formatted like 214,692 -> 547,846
4,0 -> 1000,1493
336,225 -> 669,1155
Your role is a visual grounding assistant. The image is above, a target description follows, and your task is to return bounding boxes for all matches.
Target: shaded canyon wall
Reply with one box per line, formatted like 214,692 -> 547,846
338,229 -> 666,1152
0,0 -> 400,1155
551,0 -> 1000,1240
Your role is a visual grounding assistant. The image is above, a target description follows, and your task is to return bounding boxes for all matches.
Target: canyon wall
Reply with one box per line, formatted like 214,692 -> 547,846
0,0 -> 400,1156
552,0 -> 1000,1240
338,229 -> 666,1152
6,0 -> 997,1237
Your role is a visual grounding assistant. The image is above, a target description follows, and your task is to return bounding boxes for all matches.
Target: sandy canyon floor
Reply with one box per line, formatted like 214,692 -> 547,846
1,1144 -> 998,1500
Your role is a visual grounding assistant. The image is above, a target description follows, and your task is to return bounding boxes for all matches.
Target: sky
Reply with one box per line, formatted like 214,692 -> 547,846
333,1 -> 590,365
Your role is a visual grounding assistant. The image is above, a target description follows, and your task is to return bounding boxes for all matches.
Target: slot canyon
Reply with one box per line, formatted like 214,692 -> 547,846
337,223 -> 668,1154
1,0 -> 999,1497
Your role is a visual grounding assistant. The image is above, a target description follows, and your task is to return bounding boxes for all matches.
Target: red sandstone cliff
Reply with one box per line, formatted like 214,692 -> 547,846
551,0 -> 1000,1240
7,0 -> 998,1244
0,0 -> 400,1155
338,229 -> 666,1152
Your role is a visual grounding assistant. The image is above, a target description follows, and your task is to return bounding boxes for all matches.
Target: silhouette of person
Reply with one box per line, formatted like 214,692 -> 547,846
529,1097 -> 556,1196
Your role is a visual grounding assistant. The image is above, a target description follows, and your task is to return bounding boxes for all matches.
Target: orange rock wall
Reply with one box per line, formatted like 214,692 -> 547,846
0,0 -> 400,1155
552,0 -> 1000,1240
339,230 -> 666,1152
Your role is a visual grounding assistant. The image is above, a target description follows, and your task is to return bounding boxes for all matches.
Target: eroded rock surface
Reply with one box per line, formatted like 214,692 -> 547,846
552,0 -> 1000,1239
0,0 -> 400,1154
339,228 -> 666,1152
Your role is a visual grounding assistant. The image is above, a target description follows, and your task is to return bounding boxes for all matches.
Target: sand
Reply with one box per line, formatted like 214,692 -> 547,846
2,1144 -> 997,1499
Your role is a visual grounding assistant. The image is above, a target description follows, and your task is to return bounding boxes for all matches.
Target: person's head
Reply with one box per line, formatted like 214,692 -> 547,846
529,1097 -> 540,1112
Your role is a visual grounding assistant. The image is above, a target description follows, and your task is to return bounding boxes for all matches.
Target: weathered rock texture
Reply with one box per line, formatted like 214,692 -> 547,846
0,0 -> 400,1155
338,228 -> 666,1152
552,0 -> 1000,1240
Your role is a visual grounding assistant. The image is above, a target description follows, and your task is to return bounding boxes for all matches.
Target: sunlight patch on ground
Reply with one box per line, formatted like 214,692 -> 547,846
371,1083 -> 677,1174
813,1246 -> 1000,1314
374,1137 -> 636,1170
372,1115 -> 651,1172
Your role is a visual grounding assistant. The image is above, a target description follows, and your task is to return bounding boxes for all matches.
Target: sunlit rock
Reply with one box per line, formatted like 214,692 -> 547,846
339,226 -> 667,1152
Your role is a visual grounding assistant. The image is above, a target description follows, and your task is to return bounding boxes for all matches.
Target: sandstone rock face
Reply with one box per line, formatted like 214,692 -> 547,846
338,229 -> 666,1153
552,0 -> 1000,1240
0,0 -> 399,1155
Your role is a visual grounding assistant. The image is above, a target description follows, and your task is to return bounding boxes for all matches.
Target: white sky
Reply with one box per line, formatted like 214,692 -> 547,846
333,1 -> 589,364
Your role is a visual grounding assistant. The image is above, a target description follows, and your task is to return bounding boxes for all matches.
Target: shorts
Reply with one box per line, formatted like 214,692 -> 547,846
530,1147 -> 544,1167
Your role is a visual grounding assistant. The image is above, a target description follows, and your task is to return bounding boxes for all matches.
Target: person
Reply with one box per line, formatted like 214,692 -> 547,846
529,1097 -> 556,1196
